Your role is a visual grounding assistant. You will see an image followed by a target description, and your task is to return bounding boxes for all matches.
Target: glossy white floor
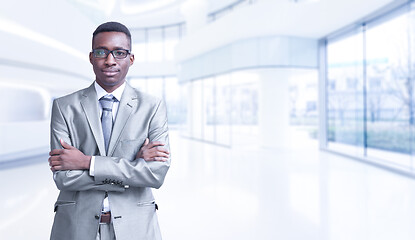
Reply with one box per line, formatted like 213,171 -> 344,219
1,130 -> 415,240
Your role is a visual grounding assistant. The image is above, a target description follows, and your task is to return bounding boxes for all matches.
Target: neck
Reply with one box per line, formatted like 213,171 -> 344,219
96,81 -> 124,93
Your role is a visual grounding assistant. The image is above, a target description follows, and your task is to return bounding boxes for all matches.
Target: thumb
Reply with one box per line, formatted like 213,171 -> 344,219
60,139 -> 73,149
143,138 -> 149,146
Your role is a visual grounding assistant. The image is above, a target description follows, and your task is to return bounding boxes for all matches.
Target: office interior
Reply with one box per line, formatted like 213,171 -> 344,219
2,0 -> 415,239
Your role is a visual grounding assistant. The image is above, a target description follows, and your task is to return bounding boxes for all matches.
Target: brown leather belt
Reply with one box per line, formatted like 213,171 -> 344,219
100,212 -> 111,223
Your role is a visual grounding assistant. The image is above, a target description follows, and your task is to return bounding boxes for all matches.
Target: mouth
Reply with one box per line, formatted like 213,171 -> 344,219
102,69 -> 119,77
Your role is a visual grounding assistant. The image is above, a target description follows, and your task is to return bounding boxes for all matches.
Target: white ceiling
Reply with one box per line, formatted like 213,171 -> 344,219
0,0 -> 406,92
176,0 -> 401,60
62,0 -> 241,28
61,0 -> 404,36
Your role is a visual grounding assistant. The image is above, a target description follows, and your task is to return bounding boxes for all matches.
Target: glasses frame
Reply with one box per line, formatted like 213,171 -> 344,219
91,48 -> 131,59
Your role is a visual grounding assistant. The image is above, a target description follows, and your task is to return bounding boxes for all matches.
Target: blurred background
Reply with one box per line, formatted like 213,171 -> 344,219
2,0 -> 415,239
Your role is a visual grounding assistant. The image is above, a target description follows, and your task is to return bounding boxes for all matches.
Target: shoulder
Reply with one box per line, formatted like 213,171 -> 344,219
128,85 -> 163,106
53,85 -> 93,106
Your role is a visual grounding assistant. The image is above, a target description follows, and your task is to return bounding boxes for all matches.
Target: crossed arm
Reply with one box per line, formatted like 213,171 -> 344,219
49,98 -> 171,191
48,138 -> 169,172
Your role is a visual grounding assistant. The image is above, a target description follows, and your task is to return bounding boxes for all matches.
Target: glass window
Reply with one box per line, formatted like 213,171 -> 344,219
289,69 -> 319,141
203,77 -> 215,142
216,74 -> 232,146
164,25 -> 180,61
326,31 -> 365,156
165,77 -> 184,126
131,24 -> 182,63
130,77 -> 184,126
230,71 -> 259,146
191,80 -> 203,139
131,29 -> 146,63
146,77 -> 164,99
181,83 -> 191,137
324,4 -> 415,171
147,28 -> 163,62
129,78 -> 147,92
365,12 -> 411,166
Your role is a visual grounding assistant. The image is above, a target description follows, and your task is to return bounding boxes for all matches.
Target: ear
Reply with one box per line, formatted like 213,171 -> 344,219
129,53 -> 134,66
89,52 -> 93,64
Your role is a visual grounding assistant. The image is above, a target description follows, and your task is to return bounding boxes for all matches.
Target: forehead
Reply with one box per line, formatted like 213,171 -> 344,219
92,32 -> 130,49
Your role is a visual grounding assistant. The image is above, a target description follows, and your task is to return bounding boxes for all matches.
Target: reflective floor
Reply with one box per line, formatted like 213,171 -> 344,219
1,130 -> 415,239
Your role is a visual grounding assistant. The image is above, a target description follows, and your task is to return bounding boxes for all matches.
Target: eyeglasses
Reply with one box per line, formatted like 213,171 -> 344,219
92,49 -> 130,59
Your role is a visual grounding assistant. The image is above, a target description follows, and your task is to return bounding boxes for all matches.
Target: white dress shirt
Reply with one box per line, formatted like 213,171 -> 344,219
90,81 -> 126,212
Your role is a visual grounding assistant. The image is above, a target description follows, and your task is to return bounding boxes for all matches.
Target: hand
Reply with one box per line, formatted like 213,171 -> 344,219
48,139 -> 91,172
136,138 -> 169,162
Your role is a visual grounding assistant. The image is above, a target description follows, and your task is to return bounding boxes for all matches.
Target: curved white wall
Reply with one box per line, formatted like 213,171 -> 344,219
179,35 -> 318,82
176,0 -> 394,61
0,0 -> 96,94
0,83 -> 51,160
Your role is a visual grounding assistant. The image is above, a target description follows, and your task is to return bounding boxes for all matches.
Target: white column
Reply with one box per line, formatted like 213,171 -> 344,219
259,68 -> 292,149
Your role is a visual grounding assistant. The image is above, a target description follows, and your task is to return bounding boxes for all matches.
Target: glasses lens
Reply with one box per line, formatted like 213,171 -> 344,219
93,49 -> 107,58
113,50 -> 128,59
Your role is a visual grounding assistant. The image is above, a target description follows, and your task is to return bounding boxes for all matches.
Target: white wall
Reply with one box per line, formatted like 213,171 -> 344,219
0,0 -> 97,160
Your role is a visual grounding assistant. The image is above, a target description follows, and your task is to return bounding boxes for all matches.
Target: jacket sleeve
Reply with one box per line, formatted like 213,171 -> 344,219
93,99 -> 171,189
50,99 -> 125,192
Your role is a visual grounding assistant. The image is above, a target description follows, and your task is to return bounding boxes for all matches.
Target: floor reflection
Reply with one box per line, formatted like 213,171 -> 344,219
1,130 -> 415,239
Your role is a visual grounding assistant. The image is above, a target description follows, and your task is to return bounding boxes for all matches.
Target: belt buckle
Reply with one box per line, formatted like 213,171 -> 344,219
100,211 -> 111,224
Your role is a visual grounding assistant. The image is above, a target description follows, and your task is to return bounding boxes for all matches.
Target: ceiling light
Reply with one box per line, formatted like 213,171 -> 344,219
0,17 -> 87,61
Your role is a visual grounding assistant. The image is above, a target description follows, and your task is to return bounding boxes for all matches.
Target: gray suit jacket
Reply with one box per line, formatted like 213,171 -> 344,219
50,82 -> 170,240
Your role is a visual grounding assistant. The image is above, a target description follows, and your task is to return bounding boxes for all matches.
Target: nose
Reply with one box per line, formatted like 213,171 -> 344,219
104,52 -> 117,66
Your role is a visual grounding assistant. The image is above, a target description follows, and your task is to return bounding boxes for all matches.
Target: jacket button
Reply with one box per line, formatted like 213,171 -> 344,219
95,215 -> 100,220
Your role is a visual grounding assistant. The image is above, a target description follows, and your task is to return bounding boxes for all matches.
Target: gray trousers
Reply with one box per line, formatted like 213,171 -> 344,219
96,223 -> 116,240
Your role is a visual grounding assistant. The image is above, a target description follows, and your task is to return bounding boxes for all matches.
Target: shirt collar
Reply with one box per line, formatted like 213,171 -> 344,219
94,81 -> 126,102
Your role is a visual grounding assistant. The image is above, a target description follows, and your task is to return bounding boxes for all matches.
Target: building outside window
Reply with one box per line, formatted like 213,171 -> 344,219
323,3 -> 415,172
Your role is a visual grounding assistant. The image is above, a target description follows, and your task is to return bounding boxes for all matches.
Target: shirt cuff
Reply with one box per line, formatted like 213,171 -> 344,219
89,156 -> 96,176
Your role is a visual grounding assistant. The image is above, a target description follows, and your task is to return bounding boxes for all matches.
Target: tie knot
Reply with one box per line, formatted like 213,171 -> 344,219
99,95 -> 116,111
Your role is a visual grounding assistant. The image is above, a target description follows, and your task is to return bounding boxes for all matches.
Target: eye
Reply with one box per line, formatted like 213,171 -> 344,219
114,50 -> 127,57
94,49 -> 107,57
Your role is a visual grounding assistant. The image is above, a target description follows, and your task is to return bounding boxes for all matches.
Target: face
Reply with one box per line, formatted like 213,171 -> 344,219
89,31 -> 134,93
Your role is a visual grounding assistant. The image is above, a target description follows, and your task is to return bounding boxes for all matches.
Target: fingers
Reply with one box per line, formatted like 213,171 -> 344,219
49,149 -> 62,172
149,151 -> 169,158
144,157 -> 169,162
50,165 -> 62,172
155,146 -> 169,154
146,144 -> 169,154
141,140 -> 167,152
146,141 -> 165,149
49,161 -> 61,168
60,139 -> 73,149
49,149 -> 64,156
48,156 -> 62,168
142,146 -> 170,162
49,157 -> 68,171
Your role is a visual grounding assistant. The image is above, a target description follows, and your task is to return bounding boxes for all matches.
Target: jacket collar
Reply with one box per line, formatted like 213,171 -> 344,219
80,82 -> 138,156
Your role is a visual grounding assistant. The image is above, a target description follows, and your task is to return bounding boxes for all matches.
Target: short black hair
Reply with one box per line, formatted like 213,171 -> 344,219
92,21 -> 132,49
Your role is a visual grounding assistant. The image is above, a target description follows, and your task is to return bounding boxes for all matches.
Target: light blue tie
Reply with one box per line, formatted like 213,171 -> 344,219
99,95 -> 116,155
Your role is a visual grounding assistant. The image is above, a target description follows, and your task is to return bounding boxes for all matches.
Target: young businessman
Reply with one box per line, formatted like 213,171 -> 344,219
48,22 -> 170,240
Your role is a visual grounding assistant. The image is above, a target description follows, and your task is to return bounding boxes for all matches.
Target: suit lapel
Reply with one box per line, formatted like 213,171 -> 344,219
108,83 -> 138,156
80,84 -> 106,156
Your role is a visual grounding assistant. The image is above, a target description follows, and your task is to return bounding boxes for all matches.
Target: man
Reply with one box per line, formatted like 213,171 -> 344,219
48,22 -> 170,240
